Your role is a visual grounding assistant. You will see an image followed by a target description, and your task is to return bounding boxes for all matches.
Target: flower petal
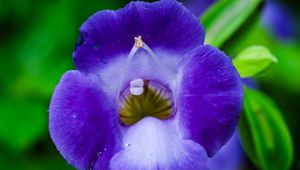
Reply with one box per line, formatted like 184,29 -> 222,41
178,45 -> 243,157
180,0 -> 216,17
261,1 -> 297,41
109,117 -> 209,170
209,130 -> 245,170
73,0 -> 205,73
49,71 -> 120,169
92,48 -> 182,98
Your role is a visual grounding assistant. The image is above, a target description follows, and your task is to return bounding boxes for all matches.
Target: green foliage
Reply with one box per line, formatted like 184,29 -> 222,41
0,151 -> 75,170
224,18 -> 300,94
239,87 -> 294,170
0,98 -> 47,152
14,0 -> 75,97
201,0 -> 262,47
268,44 -> 300,93
233,45 -> 277,78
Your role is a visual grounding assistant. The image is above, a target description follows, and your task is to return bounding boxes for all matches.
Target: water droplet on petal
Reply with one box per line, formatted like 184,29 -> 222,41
72,113 -> 77,119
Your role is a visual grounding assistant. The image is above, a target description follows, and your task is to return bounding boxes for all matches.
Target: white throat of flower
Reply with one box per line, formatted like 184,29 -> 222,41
118,36 -> 171,96
129,36 -> 170,78
117,36 -> 175,126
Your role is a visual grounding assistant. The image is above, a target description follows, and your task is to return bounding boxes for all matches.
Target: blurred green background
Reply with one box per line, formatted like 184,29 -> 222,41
0,0 -> 299,169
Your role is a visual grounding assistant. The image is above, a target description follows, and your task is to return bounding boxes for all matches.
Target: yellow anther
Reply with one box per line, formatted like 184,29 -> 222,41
134,36 -> 144,48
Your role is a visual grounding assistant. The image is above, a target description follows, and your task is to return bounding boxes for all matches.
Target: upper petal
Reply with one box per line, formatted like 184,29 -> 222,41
73,0 -> 205,73
49,71 -> 120,170
109,117 -> 209,170
177,45 -> 243,157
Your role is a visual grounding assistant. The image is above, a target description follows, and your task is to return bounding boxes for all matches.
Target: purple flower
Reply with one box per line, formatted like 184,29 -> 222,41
210,130 -> 245,170
261,1 -> 298,41
180,0 -> 216,17
242,78 -> 259,89
49,0 -> 243,169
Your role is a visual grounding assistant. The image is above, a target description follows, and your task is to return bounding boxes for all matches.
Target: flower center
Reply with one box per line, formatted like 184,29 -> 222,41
119,78 -> 174,126
117,36 -> 175,125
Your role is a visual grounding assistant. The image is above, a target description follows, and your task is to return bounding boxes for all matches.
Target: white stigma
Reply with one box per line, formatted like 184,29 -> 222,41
129,78 -> 144,95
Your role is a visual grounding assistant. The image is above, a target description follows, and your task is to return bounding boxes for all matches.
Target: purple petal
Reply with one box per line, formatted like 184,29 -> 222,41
109,117 -> 209,170
93,48 -> 183,98
209,130 -> 245,170
74,0 -> 205,73
49,71 -> 120,169
178,45 -> 243,157
261,1 -> 297,41
180,0 -> 216,17
242,78 -> 259,89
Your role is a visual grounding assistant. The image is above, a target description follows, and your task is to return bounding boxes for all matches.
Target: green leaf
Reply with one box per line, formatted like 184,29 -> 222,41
0,151 -> 74,170
201,0 -> 262,47
0,98 -> 47,152
233,45 -> 277,77
239,87 -> 294,170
